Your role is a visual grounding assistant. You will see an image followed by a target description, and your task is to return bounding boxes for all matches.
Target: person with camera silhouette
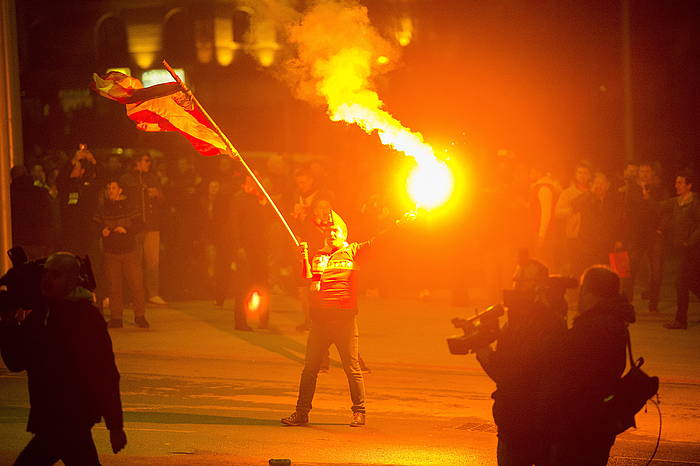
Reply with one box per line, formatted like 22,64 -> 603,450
549,266 -> 634,466
0,252 -> 126,465
473,258 -> 568,466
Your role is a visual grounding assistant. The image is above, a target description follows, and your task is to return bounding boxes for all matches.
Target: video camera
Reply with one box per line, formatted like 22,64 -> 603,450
446,275 -> 578,355
0,247 -> 96,322
446,304 -> 504,355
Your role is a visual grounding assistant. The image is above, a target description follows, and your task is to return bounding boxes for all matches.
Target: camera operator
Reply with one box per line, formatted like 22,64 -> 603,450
550,266 -> 634,466
0,252 -> 126,465
473,259 -> 568,466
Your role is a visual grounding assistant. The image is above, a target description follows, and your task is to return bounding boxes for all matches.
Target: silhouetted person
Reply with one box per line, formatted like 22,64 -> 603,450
0,252 -> 126,465
231,174 -> 272,330
619,162 -> 666,310
56,146 -> 100,256
550,266 -> 633,466
660,172 -> 700,329
10,165 -> 53,259
475,259 -> 568,465
165,155 -> 203,298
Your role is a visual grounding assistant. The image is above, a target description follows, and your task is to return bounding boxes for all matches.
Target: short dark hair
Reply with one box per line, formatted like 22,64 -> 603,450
581,266 -> 619,299
677,170 -> 694,188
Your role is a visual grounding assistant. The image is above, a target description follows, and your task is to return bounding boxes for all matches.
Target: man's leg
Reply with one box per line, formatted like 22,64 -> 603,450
648,236 -> 664,311
496,437 -> 543,466
674,250 -> 692,326
143,230 -> 161,299
104,252 -> 124,322
58,428 -> 100,466
332,317 -> 365,414
123,250 -> 147,320
295,323 -> 332,414
623,246 -> 643,302
13,433 -> 61,466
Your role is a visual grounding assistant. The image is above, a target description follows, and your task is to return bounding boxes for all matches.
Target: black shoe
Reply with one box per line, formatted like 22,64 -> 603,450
107,319 -> 123,328
350,412 -> 365,427
664,320 -> 687,329
135,316 -> 150,329
281,411 -> 308,426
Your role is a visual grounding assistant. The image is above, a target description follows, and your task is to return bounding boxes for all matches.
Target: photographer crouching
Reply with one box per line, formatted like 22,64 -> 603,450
1,251 -> 126,465
451,258 -> 572,465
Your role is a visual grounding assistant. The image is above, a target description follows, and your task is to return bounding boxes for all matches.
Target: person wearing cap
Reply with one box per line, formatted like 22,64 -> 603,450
0,252 -> 126,464
281,210 -> 415,428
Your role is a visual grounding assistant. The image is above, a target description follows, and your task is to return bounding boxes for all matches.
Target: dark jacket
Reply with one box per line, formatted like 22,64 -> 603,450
0,294 -> 123,433
658,193 -> 700,248
479,303 -> 567,442
120,170 -> 163,231
554,296 -> 632,439
10,175 -> 52,248
93,197 -> 142,254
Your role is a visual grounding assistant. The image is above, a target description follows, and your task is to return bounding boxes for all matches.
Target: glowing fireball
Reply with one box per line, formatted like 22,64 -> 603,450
407,160 -> 454,210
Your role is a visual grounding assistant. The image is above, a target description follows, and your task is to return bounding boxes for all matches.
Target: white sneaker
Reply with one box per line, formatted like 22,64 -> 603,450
148,296 -> 168,305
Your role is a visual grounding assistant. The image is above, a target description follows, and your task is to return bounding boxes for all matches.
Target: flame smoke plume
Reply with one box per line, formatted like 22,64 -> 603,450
284,0 -> 453,208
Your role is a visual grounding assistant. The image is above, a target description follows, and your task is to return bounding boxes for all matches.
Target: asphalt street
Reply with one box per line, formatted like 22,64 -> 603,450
2,291 -> 700,465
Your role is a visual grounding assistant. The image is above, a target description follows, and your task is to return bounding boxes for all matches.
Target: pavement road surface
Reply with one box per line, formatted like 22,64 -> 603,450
2,292 -> 700,465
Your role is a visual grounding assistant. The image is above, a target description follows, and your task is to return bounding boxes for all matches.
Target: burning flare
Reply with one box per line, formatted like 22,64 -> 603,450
286,0 -> 454,209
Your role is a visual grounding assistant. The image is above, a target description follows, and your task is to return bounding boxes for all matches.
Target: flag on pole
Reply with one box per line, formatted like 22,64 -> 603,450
92,71 -> 228,156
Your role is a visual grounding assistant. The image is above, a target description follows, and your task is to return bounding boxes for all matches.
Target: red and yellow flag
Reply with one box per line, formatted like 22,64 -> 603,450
92,71 -> 227,156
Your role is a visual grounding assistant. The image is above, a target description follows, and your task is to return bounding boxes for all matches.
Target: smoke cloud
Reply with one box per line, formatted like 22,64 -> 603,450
282,0 -> 396,107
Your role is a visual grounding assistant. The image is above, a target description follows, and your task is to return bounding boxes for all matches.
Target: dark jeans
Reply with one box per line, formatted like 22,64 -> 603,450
497,436 -> 550,466
624,238 -> 664,308
550,435 -> 614,466
104,250 -> 145,320
14,428 -> 100,466
296,314 -> 365,414
673,246 -> 700,325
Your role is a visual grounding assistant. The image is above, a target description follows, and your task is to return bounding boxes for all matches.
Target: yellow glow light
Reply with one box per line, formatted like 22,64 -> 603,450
376,55 -> 389,65
248,290 -> 262,312
407,160 -> 454,210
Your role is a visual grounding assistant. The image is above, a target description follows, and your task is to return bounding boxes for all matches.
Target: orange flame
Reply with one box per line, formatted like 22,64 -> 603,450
287,1 -> 454,209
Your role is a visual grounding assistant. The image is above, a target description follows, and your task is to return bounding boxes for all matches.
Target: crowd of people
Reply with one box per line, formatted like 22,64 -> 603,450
8,145 -> 700,331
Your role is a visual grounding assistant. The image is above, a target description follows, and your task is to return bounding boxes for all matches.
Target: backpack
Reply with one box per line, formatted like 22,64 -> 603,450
604,329 -> 659,436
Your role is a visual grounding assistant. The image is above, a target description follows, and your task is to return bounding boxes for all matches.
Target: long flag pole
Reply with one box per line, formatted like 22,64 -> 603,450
162,60 -> 299,248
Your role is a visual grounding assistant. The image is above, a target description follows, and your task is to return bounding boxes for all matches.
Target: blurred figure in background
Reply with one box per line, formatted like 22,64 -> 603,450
165,155 -> 203,298
231,174 -> 272,330
555,161 -> 592,279
10,165 -> 53,259
573,172 -> 622,270
619,162 -> 666,309
661,172 -> 700,329
56,145 -> 100,256
120,153 -> 167,306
